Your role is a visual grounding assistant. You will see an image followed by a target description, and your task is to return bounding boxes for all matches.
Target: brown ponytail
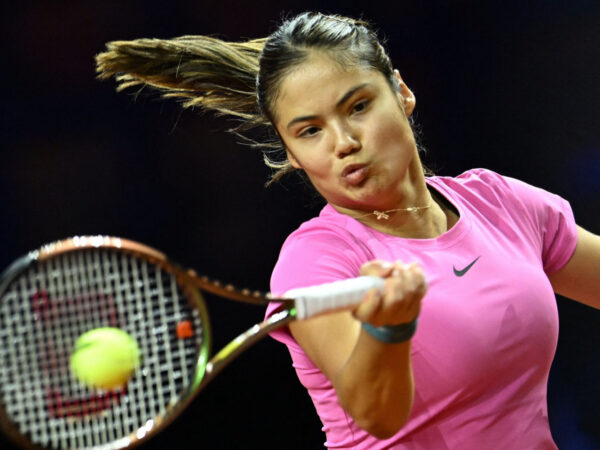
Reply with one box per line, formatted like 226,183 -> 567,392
96,36 -> 267,123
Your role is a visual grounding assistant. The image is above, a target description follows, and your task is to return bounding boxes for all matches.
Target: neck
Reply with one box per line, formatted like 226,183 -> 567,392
357,190 -> 450,239
337,165 -> 456,239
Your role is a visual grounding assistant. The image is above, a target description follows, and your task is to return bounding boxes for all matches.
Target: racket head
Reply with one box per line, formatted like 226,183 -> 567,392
0,236 -> 211,449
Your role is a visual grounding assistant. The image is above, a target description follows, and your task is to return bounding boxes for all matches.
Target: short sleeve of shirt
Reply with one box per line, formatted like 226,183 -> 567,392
466,169 -> 578,274
266,221 -> 374,346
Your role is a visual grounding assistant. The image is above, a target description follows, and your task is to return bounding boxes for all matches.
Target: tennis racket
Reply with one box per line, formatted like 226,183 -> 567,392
0,236 -> 384,449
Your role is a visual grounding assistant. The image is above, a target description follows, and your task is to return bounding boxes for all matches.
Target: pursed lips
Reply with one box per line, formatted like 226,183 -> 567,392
341,163 -> 369,186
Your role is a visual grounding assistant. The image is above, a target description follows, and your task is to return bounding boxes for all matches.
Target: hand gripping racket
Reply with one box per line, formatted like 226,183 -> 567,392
0,236 -> 384,449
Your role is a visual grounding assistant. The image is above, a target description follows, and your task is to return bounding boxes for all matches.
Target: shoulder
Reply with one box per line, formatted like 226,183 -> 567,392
431,168 -> 527,197
270,205 -> 373,295
432,168 -> 577,273
281,206 -> 368,254
430,168 -> 567,214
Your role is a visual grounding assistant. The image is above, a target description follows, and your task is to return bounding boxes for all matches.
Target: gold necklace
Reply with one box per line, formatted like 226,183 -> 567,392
357,203 -> 432,220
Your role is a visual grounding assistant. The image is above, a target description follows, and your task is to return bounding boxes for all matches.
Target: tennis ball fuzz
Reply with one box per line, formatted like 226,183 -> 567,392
70,327 -> 140,390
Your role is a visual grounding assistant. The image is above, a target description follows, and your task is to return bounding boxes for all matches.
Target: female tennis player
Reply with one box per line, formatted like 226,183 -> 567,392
97,12 -> 600,449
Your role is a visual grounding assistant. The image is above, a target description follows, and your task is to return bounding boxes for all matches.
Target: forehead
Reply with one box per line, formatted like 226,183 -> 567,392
273,53 -> 387,124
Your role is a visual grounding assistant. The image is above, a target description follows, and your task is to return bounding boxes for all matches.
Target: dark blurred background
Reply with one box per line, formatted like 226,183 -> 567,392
1,1 -> 599,448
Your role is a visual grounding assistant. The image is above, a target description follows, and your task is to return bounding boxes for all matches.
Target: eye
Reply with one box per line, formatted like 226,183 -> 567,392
299,126 -> 320,138
351,99 -> 370,114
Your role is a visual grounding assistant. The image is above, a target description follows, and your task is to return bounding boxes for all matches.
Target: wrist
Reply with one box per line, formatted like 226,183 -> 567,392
361,319 -> 418,343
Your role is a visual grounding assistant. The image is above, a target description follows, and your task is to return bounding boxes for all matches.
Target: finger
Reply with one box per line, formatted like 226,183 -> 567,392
358,262 -> 427,326
409,263 -> 428,294
359,259 -> 395,277
380,265 -> 424,322
352,288 -> 383,323
400,264 -> 426,320
385,269 -> 408,304
391,260 -> 405,277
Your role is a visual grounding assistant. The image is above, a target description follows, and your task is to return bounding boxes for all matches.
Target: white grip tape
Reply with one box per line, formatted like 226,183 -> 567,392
286,276 -> 385,320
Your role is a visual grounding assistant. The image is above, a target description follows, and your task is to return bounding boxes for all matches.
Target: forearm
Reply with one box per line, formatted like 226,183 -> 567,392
289,261 -> 425,439
335,328 -> 414,439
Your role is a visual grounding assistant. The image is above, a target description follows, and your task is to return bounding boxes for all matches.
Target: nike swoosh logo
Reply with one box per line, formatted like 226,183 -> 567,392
453,256 -> 481,277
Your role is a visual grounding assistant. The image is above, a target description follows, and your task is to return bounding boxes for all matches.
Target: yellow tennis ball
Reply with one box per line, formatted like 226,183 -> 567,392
70,327 -> 140,390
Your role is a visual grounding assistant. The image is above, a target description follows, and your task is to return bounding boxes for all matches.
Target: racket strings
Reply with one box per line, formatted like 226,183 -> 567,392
0,249 -> 204,449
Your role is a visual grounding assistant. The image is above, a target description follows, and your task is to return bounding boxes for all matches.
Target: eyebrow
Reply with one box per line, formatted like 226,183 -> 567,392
286,83 -> 371,130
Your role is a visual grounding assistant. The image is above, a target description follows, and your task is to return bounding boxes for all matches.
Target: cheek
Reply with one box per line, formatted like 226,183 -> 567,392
380,112 -> 409,138
303,157 -> 333,180
288,141 -> 333,176
375,115 -> 413,151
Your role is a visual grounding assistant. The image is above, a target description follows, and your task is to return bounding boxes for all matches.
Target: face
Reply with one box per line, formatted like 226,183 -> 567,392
273,53 -> 420,213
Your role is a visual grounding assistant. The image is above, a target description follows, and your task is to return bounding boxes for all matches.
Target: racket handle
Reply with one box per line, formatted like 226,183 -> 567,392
287,276 -> 385,320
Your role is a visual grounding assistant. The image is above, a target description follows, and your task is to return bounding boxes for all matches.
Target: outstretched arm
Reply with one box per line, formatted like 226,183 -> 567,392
548,226 -> 600,309
289,260 -> 426,438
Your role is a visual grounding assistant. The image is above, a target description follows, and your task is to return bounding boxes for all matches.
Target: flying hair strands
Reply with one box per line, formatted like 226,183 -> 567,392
96,36 -> 266,123
95,36 -> 294,181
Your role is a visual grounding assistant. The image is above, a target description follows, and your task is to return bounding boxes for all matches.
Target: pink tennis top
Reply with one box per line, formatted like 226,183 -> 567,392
266,169 -> 578,449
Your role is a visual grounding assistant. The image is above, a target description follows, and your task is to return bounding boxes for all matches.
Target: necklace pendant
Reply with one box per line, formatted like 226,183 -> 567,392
406,207 -> 417,212
373,210 -> 390,220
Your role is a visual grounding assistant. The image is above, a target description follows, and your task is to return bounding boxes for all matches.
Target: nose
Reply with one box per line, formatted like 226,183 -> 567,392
333,122 -> 361,158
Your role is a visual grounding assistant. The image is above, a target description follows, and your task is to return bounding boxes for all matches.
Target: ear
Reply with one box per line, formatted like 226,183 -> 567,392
286,148 -> 302,169
393,69 -> 416,116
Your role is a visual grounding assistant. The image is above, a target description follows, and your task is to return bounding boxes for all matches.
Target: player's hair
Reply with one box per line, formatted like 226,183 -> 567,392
96,12 -> 413,184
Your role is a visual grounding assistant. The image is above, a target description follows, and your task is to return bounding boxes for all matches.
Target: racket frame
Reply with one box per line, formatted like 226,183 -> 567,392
0,236 -> 296,450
